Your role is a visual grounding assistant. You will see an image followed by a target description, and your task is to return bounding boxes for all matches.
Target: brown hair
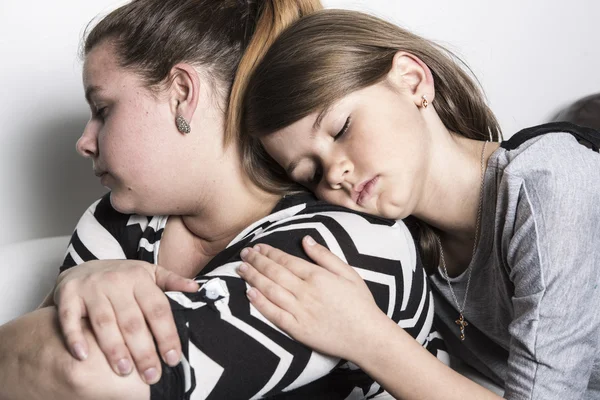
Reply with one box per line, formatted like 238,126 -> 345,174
83,0 -> 322,139
242,9 -> 502,272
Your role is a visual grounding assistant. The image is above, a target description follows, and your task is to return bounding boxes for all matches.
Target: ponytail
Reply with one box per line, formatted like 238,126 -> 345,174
225,0 -> 323,146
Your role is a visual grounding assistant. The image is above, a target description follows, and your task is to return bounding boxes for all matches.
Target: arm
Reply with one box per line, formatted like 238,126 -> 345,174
37,195 -> 195,382
152,206 -> 434,398
0,307 -> 149,400
501,144 -> 600,399
239,238 -> 502,400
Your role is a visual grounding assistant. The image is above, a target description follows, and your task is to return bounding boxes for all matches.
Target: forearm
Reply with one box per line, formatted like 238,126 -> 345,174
0,307 -> 149,400
352,314 -> 502,400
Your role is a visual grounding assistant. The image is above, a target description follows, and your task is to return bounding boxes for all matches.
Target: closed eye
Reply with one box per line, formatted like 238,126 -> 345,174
92,106 -> 108,121
309,165 -> 323,187
334,116 -> 351,141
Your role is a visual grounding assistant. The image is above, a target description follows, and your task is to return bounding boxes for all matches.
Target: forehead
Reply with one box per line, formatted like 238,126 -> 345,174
82,41 -> 146,98
83,42 -> 119,84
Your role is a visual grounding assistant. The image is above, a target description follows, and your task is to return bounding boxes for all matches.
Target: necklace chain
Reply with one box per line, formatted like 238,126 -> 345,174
436,140 -> 488,341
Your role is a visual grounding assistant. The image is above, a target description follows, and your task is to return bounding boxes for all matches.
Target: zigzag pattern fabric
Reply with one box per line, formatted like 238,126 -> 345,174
62,193 -> 445,399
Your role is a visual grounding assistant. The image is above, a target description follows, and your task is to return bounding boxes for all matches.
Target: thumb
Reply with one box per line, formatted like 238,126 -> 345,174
302,235 -> 359,280
155,266 -> 199,292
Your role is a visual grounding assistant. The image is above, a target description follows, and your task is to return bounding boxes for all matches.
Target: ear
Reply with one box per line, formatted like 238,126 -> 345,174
167,63 -> 200,126
386,51 -> 435,107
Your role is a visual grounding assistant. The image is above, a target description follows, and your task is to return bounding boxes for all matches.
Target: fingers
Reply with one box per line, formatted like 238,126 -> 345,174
134,281 -> 182,369
155,266 -> 199,293
85,292 -> 136,378
237,260 -> 299,310
243,243 -> 316,281
114,290 -> 163,385
56,286 -> 89,361
301,236 -> 359,280
240,246 -> 306,290
245,287 -> 299,335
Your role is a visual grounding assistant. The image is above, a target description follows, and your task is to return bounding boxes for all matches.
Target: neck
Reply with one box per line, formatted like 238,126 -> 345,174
180,151 -> 281,256
414,131 -> 499,274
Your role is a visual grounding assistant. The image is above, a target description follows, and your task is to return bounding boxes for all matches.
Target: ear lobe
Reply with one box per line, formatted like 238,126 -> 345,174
168,63 -> 200,126
387,51 -> 435,106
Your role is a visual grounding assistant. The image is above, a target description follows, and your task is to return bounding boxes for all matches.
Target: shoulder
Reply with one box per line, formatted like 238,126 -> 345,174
495,130 -> 600,198
239,193 -> 418,270
492,131 -> 600,267
266,193 -> 412,243
491,129 -> 600,253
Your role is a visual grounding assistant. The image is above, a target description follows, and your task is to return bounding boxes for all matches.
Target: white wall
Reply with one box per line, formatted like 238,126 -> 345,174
1,0 -> 599,246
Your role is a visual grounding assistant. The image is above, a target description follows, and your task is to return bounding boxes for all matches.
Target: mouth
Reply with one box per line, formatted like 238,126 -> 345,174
94,170 -> 106,178
353,176 -> 379,206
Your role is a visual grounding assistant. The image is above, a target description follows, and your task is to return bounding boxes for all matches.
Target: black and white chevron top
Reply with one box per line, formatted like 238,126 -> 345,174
61,193 -> 442,399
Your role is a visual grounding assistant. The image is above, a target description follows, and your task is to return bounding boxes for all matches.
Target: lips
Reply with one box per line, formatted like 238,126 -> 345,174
354,176 -> 379,206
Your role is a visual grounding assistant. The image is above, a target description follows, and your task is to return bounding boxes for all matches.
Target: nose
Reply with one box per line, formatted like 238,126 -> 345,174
76,120 -> 99,159
324,158 -> 352,190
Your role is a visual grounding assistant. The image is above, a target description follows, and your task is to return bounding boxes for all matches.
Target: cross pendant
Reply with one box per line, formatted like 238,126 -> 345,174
455,313 -> 468,341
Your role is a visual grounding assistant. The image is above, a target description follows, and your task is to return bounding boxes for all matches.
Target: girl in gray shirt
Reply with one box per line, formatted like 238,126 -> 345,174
235,8 -> 600,400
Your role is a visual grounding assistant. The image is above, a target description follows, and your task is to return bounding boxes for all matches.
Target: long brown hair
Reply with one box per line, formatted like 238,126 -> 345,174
242,9 -> 502,272
83,0 -> 322,140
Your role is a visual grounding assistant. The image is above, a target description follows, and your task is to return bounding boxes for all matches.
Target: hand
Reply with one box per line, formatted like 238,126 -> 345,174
54,260 -> 199,384
237,236 -> 387,362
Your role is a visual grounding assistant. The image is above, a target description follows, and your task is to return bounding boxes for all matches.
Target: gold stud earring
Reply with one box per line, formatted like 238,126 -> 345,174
176,115 -> 191,134
421,95 -> 429,108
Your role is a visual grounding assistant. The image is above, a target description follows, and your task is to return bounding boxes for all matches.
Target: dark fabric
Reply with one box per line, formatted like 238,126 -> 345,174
501,121 -> 600,152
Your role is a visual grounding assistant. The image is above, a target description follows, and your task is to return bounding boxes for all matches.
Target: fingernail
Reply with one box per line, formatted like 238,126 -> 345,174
253,244 -> 261,252
305,235 -> 316,246
117,358 -> 132,375
246,288 -> 257,300
165,350 -> 180,366
144,367 -> 159,384
240,248 -> 249,259
73,342 -> 88,361
238,263 -> 248,273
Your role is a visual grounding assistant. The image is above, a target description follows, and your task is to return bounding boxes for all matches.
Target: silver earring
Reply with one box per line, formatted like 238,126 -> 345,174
176,115 -> 191,134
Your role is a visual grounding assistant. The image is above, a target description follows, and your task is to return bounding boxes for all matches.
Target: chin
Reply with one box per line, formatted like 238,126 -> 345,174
109,191 -> 139,215
379,201 -> 408,221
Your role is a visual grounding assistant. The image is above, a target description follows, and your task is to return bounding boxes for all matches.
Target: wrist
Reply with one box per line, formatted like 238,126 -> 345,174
344,308 -> 397,365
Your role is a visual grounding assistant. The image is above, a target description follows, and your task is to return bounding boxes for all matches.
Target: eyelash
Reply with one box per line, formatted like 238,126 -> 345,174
334,116 -> 351,141
310,165 -> 323,186
93,107 -> 107,120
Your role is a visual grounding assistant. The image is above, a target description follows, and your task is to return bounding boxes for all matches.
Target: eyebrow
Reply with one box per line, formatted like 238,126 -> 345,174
312,107 -> 331,131
286,160 -> 300,177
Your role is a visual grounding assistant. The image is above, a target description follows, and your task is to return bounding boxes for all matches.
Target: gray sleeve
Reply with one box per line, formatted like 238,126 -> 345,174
502,142 -> 600,399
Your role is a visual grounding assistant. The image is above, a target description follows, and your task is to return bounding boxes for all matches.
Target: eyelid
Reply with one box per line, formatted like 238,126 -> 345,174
310,164 -> 323,186
92,104 -> 108,119
334,116 -> 351,140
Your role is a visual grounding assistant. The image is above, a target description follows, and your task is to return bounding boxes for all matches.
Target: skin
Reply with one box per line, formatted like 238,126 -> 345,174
237,51 -> 503,399
237,240 -> 502,400
0,40 -> 280,399
261,52 -> 500,274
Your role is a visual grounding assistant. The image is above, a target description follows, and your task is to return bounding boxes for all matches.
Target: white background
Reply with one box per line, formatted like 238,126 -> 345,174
0,0 -> 598,246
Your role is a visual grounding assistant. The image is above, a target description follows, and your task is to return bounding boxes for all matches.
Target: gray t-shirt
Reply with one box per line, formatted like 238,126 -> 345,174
430,132 -> 600,399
